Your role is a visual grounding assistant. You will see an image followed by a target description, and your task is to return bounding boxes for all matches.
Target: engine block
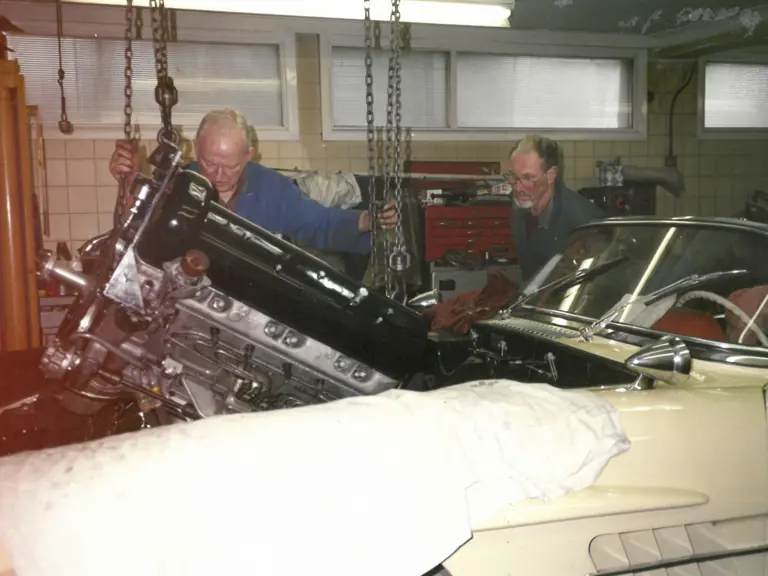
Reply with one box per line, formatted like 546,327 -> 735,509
163,286 -> 402,416
37,142 -> 428,421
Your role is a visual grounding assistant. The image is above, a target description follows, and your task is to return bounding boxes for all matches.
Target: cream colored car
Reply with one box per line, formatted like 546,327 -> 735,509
443,216 -> 768,576
0,217 -> 767,576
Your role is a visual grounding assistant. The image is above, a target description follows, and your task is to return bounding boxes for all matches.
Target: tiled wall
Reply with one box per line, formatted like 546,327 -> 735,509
39,34 -> 768,253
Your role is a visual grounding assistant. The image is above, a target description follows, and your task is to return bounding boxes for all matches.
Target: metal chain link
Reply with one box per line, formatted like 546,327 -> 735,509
381,3 -> 400,295
390,0 -> 407,266
55,0 -> 73,135
373,127 -> 386,289
405,128 -> 412,166
115,0 -> 135,228
385,0 -> 410,299
123,0 -> 134,142
149,0 -> 168,81
363,0 -> 381,292
149,0 -> 179,144
363,0 -> 410,298
375,127 -> 385,178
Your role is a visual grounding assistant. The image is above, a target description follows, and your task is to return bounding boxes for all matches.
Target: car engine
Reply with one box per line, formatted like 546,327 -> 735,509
36,141 -> 429,421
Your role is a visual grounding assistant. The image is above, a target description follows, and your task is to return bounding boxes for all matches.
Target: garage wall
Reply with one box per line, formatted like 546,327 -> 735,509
42,33 -> 768,253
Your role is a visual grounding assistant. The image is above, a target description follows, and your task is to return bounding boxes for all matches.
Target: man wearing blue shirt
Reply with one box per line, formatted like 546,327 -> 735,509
108,108 -> 395,254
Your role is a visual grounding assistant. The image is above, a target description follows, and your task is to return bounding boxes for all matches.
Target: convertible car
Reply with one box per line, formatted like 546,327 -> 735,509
0,140 -> 766,576
440,216 -> 768,575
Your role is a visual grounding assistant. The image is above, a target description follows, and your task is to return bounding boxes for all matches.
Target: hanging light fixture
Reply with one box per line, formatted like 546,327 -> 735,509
64,0 -> 514,28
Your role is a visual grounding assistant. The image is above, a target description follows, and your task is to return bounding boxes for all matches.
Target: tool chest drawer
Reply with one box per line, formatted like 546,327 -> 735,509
423,205 -> 514,262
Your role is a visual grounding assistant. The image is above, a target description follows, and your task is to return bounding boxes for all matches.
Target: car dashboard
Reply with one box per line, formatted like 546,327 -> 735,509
442,312 -> 640,389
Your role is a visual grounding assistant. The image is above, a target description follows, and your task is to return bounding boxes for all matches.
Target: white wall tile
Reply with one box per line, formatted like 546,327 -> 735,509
98,213 -> 114,233
69,213 -> 99,240
44,140 -> 66,159
97,186 -> 118,212
46,159 -> 67,187
46,186 -> 69,214
65,159 -> 96,186
68,186 -> 98,214
47,214 -> 70,240
65,140 -> 94,159
95,160 -> 116,186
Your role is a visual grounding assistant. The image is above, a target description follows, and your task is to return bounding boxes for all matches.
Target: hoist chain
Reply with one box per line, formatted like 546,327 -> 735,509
55,0 -> 73,134
405,128 -> 412,166
123,0 -> 134,142
364,0 -> 380,294
149,0 -> 179,144
380,9 -> 396,295
389,0 -> 408,273
385,0 -> 410,299
115,0 -> 135,228
363,0 -> 410,299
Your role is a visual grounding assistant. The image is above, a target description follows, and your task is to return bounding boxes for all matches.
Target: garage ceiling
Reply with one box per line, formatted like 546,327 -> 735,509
9,0 -> 768,56
448,0 -> 767,57
505,0 -> 763,35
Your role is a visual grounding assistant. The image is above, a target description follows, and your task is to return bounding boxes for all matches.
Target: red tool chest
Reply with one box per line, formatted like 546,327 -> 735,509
424,205 -> 514,262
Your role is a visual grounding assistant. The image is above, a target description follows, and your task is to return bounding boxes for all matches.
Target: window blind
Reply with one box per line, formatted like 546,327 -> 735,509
330,46 -> 448,129
455,54 -> 633,130
8,35 -> 284,132
704,62 -> 768,129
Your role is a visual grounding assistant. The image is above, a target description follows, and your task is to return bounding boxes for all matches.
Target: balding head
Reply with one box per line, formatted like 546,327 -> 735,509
509,134 -> 561,173
194,108 -> 254,201
196,108 -> 252,151
506,134 -> 561,215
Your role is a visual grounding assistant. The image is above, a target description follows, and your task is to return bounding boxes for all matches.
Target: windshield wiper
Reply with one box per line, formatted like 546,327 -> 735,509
504,256 -> 629,315
579,268 -> 749,342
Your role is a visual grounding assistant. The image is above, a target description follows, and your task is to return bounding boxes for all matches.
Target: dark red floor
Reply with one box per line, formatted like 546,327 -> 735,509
0,349 -> 143,457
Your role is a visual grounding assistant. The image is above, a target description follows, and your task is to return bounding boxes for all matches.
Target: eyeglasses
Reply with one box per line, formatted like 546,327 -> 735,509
199,158 -> 246,178
503,172 -> 541,188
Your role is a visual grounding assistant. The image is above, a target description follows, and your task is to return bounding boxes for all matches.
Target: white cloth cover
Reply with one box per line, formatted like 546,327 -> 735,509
293,172 -> 362,209
0,380 -> 629,576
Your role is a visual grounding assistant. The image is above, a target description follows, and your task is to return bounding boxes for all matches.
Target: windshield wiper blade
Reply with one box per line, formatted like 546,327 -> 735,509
505,255 -> 629,314
579,268 -> 750,342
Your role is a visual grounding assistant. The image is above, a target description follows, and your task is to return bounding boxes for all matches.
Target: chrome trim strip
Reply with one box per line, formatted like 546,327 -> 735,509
482,307 -> 768,369
575,216 -> 768,237
586,543 -> 768,576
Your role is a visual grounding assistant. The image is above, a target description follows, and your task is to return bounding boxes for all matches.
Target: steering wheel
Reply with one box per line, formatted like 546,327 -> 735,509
675,290 -> 768,348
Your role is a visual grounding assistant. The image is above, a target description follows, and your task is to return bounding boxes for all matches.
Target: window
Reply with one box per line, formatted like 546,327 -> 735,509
321,36 -> 645,141
702,62 -> 768,131
455,54 -> 633,130
9,35 -> 294,139
329,46 -> 449,129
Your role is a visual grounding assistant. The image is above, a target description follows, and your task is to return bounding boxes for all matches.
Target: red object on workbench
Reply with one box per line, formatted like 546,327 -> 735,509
423,269 -> 517,334
406,160 -> 500,193
424,204 -> 515,262
406,160 -> 514,262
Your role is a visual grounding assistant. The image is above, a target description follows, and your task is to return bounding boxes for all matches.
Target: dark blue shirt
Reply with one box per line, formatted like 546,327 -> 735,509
512,181 -> 605,282
186,161 -> 372,254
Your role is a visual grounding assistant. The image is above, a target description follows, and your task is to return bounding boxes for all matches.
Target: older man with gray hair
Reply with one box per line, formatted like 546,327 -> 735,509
506,134 -> 604,282
109,108 -> 396,255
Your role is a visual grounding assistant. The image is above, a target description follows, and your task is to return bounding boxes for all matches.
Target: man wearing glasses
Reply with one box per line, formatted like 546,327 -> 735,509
506,135 -> 604,282
108,108 -> 396,255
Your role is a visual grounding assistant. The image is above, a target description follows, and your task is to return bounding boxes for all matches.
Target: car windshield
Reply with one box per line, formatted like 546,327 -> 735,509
522,220 -> 768,348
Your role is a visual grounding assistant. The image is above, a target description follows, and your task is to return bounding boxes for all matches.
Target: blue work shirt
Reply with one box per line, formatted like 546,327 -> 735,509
186,161 -> 372,254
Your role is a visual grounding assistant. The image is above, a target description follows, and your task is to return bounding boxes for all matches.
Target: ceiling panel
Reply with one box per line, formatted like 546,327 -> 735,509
506,0 -> 765,35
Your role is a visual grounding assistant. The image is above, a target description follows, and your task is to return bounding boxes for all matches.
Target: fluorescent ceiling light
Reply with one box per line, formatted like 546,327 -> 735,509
65,0 -> 513,28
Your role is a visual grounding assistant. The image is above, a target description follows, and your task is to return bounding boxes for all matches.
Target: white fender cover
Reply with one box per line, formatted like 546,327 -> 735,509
0,380 -> 629,576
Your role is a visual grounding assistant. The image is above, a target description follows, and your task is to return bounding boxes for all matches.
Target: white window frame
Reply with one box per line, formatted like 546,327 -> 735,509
320,32 -> 648,142
697,55 -> 768,140
3,1 -> 299,141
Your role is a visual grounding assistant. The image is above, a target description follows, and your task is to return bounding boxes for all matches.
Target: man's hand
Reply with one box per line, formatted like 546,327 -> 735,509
358,201 -> 398,233
108,139 -> 140,182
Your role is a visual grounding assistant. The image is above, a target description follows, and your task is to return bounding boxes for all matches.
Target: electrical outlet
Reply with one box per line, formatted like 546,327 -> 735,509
665,155 -> 678,168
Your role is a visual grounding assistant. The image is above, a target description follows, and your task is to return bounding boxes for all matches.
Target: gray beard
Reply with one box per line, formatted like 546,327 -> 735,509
512,195 -> 534,210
